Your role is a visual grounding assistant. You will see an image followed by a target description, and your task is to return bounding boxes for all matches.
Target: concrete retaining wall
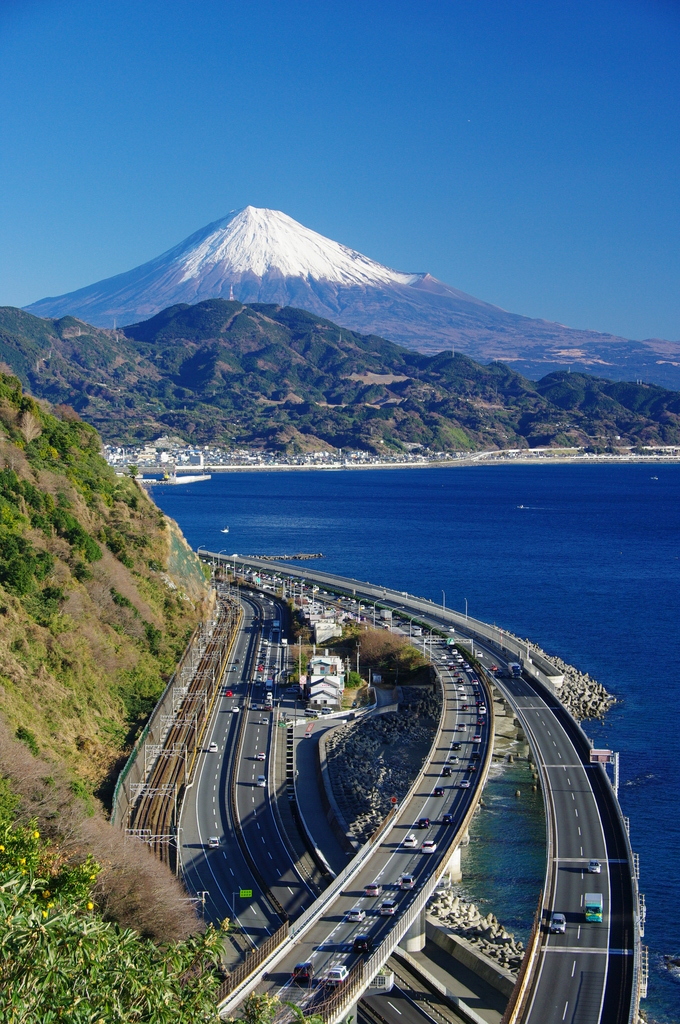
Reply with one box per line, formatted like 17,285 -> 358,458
316,727 -> 361,854
426,918 -> 517,1000
111,603 -> 213,826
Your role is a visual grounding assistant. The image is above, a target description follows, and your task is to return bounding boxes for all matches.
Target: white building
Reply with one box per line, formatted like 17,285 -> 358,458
306,652 -> 345,708
314,621 -> 342,644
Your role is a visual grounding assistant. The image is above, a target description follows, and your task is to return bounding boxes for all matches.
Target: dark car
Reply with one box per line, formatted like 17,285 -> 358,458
417,817 -> 430,829
442,766 -> 452,777
452,743 -> 462,751
292,961 -> 314,983
471,751 -> 481,760
477,718 -> 485,726
442,813 -> 454,825
353,935 -> 373,954
433,787 -> 445,797
467,763 -> 477,772
462,704 -> 469,710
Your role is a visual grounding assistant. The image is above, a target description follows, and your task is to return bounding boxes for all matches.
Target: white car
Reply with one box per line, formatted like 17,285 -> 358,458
256,775 -> 266,788
347,907 -> 366,922
207,836 -> 220,848
208,741 -> 218,753
380,899 -> 398,915
325,965 -> 349,985
550,912 -> 567,934
460,779 -> 471,789
256,751 -> 266,761
421,840 -> 437,854
588,859 -> 602,873
403,834 -> 418,849
400,874 -> 415,889
231,706 -> 240,713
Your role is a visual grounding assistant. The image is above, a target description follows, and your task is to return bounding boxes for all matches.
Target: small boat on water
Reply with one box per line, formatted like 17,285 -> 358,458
220,527 -> 230,534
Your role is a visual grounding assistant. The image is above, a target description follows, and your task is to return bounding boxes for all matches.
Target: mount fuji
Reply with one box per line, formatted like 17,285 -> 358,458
25,206 -> 680,386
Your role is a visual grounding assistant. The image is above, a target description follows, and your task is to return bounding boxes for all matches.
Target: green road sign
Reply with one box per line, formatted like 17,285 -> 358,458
239,889 -> 253,899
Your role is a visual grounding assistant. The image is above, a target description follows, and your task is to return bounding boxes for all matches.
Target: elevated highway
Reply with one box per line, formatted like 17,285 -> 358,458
200,553 -> 641,1024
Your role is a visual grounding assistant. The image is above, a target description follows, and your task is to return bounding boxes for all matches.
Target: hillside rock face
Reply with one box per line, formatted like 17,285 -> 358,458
24,207 -> 680,387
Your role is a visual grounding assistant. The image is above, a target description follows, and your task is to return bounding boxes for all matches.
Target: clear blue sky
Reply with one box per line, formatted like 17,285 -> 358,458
1,0 -> 679,340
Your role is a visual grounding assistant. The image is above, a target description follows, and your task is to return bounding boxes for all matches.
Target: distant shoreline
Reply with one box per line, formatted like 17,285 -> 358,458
140,454 -> 680,478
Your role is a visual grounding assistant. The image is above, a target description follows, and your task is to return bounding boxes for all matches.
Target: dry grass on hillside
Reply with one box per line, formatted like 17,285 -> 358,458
0,719 -> 199,941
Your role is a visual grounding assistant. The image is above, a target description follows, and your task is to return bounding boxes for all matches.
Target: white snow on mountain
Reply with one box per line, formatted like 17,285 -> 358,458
172,206 -> 421,287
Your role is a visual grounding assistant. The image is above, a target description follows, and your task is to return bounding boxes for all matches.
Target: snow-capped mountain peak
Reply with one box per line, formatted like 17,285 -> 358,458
171,206 -> 421,287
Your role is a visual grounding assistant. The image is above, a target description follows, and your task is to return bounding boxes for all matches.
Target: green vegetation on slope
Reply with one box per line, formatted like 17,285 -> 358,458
0,777 -> 225,1022
3,300 -> 680,452
0,765 -> 327,1021
0,372 -> 209,796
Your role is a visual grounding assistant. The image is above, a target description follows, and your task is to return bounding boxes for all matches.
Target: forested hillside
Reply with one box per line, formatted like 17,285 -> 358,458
3,300 -> 680,452
0,371 -> 208,793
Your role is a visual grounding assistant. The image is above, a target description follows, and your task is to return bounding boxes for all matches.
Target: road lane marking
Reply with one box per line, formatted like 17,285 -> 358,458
387,1003 -> 402,1015
571,960 -> 576,977
562,1001 -> 568,1020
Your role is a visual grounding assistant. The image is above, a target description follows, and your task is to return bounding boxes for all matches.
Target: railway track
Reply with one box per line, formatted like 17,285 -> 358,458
129,593 -> 240,865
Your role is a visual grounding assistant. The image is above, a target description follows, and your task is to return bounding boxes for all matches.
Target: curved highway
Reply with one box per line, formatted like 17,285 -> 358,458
205,555 -> 638,1024
256,650 -> 492,1014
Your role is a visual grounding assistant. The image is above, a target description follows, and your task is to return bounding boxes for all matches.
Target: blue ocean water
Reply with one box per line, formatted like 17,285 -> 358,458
151,464 -> 680,1022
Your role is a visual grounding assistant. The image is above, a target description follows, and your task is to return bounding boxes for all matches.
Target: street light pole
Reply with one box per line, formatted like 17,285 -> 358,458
441,590 -> 446,611
465,598 -> 468,621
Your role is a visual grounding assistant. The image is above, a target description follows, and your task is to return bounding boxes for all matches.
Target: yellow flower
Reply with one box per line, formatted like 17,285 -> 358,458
33,831 -> 40,839
42,910 -> 48,918
43,890 -> 51,899
87,901 -> 94,910
48,902 -> 54,908
18,858 -> 26,865
0,845 -> 5,852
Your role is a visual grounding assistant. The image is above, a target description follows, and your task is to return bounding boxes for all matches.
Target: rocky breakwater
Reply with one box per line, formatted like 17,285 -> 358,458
325,687 -> 441,844
528,645 -> 615,720
428,891 -> 525,974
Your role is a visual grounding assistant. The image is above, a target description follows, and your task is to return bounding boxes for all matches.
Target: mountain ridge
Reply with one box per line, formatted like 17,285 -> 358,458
3,298 -> 680,454
25,207 -> 680,388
